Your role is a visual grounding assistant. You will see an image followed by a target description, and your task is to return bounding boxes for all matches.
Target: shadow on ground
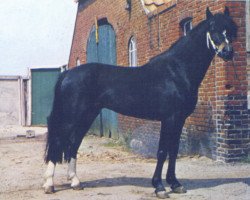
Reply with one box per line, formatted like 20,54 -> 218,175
55,176 -> 250,192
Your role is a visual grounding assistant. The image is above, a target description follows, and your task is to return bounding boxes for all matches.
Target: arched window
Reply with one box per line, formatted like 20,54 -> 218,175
128,36 -> 137,67
76,58 -> 81,66
180,17 -> 193,36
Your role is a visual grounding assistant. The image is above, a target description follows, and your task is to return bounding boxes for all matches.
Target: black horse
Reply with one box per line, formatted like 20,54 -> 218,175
43,7 -> 237,198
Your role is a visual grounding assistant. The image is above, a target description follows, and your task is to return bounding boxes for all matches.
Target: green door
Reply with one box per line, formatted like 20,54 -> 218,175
87,20 -> 118,139
31,68 -> 61,125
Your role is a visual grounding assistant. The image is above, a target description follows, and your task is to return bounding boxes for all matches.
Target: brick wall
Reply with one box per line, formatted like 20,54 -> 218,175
69,0 -> 250,162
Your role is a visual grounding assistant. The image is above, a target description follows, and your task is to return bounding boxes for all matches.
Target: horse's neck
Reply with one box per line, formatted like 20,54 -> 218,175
175,24 -> 215,88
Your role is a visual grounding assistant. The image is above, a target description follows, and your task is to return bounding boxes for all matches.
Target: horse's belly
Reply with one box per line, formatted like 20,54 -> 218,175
105,99 -> 169,121
100,87 -> 177,121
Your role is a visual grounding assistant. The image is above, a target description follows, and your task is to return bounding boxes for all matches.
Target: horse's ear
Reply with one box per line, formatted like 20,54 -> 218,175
224,6 -> 230,16
206,7 -> 213,19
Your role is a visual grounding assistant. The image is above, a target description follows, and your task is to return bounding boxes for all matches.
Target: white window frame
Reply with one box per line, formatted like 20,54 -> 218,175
76,58 -> 81,66
246,1 -> 250,109
183,20 -> 192,36
129,36 -> 137,67
246,0 -> 250,52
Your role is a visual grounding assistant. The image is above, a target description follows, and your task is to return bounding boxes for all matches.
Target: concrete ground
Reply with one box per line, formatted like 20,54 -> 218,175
0,126 -> 249,200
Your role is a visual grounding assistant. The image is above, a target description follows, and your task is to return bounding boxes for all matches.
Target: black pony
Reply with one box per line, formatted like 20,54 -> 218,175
43,7 -> 237,198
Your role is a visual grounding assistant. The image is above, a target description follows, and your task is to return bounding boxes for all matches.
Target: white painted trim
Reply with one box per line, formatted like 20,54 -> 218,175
246,0 -> 250,52
248,95 -> 250,110
18,77 -> 23,125
183,20 -> 192,36
129,36 -> 138,67
27,70 -> 32,126
140,0 -> 150,14
247,0 -> 250,109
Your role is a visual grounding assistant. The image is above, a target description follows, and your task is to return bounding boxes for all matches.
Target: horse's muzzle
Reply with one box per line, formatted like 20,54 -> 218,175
218,44 -> 234,61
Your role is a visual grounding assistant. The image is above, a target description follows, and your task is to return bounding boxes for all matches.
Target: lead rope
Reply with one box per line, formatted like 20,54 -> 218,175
214,60 -> 219,136
231,59 -> 240,82
211,32 -> 242,146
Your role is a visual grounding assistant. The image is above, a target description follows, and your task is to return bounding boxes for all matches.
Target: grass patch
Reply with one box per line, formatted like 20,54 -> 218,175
102,132 -> 133,153
241,154 -> 250,163
103,139 -> 124,148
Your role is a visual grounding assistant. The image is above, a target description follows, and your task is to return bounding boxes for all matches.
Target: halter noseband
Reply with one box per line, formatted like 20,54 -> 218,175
206,31 -> 228,54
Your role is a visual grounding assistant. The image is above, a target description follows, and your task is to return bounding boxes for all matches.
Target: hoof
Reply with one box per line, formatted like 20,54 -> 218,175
44,186 -> 55,194
155,187 -> 169,199
72,183 -> 84,190
155,190 -> 169,199
172,186 -> 187,194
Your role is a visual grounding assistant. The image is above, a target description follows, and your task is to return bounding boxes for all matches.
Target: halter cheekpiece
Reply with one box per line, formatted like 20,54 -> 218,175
206,30 -> 228,55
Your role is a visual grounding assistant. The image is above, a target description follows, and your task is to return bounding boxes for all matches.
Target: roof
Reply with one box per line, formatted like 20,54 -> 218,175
142,0 -> 173,13
74,0 -> 176,14
0,75 -> 23,80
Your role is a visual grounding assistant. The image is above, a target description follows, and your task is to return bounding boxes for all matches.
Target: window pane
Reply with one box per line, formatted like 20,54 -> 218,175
129,37 -> 137,67
76,58 -> 81,66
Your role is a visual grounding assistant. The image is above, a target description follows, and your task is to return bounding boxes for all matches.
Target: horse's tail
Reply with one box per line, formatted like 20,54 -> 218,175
44,70 -> 69,164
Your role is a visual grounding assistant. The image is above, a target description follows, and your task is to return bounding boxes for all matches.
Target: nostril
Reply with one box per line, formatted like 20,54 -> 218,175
222,46 -> 233,55
225,45 -> 233,52
222,47 -> 228,53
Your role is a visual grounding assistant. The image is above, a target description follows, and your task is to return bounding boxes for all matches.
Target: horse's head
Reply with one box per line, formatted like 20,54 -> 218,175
206,7 -> 237,61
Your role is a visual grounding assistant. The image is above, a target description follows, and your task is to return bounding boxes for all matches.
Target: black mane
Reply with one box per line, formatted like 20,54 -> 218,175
149,11 -> 237,65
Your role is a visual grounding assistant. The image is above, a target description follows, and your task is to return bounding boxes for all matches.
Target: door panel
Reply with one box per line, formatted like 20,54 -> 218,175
31,68 -> 60,125
86,21 -> 118,139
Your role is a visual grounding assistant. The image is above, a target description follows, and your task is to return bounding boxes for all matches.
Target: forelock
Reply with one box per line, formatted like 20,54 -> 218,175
213,13 -> 237,38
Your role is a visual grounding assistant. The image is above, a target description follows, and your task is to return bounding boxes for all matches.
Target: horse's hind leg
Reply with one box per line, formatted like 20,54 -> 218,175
44,104 -> 100,193
43,161 -> 56,193
66,109 -> 100,190
67,157 -> 81,189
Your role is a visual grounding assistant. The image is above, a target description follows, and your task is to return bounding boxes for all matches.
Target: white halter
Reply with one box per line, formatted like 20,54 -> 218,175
206,30 -> 228,54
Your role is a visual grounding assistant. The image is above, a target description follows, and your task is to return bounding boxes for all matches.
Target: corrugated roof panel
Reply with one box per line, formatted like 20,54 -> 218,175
142,0 -> 173,13
144,0 -> 165,6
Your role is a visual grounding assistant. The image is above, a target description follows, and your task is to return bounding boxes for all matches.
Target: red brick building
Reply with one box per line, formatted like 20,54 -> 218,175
69,0 -> 250,162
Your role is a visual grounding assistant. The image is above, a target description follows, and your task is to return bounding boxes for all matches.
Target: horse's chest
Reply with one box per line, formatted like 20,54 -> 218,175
159,86 -> 198,116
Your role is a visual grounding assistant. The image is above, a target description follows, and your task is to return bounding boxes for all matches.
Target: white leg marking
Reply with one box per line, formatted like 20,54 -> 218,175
43,161 -> 55,193
68,158 -> 81,188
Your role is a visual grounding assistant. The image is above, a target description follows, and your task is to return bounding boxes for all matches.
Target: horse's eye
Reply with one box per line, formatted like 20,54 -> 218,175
223,30 -> 233,43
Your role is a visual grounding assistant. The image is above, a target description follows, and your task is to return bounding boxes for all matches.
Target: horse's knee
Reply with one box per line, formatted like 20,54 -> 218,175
157,150 -> 167,161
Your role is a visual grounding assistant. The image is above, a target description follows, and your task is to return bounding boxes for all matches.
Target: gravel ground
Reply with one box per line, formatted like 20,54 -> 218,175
0,126 -> 249,200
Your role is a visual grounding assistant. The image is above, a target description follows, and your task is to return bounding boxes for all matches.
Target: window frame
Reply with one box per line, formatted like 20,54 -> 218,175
246,0 -> 250,52
180,17 -> 193,36
76,58 -> 81,66
128,36 -> 138,67
183,20 -> 192,36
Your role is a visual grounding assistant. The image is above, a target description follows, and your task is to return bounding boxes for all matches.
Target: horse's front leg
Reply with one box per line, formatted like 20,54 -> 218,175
67,158 -> 83,190
152,121 -> 169,199
165,117 -> 187,194
152,115 -> 186,198
43,161 -> 56,193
